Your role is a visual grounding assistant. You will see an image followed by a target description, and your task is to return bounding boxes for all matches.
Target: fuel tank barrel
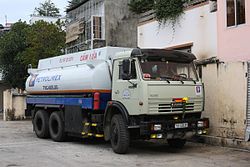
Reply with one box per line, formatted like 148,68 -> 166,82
25,61 -> 111,94
25,47 -> 132,94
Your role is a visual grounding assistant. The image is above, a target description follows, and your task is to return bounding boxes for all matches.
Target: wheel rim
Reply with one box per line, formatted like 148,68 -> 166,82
51,119 -> 59,135
111,124 -> 118,146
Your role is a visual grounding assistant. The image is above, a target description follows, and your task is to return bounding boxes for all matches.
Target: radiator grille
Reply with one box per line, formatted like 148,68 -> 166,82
148,98 -> 202,113
158,103 -> 194,112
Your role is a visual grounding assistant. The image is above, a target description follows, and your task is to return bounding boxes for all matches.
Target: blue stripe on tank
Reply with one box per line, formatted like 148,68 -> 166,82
26,93 -> 111,110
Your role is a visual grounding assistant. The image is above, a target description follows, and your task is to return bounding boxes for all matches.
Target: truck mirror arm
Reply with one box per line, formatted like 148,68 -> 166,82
127,80 -> 137,88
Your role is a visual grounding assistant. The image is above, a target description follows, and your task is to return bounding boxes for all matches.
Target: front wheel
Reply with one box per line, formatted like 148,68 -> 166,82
110,114 -> 130,154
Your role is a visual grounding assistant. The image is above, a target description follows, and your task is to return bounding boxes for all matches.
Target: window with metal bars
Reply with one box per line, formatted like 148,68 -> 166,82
93,16 -> 102,39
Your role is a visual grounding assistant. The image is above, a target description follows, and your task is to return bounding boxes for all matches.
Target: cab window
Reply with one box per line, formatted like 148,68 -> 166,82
118,60 -> 137,80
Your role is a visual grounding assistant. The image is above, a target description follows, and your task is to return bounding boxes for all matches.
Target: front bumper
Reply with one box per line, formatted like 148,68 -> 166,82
138,118 -> 209,139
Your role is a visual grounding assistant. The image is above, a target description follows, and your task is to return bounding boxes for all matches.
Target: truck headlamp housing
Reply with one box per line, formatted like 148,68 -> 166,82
152,124 -> 162,131
150,134 -> 163,139
197,119 -> 209,128
197,121 -> 204,128
197,130 -> 203,135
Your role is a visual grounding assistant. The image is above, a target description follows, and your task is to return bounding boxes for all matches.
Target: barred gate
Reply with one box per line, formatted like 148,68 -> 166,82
246,62 -> 250,141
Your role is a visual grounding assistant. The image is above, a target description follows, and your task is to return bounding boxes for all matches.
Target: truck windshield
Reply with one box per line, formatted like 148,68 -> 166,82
139,60 -> 198,82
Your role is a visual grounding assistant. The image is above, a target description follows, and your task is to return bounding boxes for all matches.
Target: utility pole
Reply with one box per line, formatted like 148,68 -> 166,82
5,15 -> 7,26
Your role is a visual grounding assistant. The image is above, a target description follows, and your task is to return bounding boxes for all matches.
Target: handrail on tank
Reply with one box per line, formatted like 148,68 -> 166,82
27,60 -> 106,74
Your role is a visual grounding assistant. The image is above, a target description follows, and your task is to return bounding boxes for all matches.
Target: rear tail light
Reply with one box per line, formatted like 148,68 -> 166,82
93,92 -> 100,110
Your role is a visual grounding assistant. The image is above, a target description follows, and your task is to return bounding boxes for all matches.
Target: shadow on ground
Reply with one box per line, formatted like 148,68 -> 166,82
63,136 -> 198,154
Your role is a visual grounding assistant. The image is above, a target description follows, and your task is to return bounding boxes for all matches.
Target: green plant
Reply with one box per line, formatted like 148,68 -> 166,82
128,0 -> 154,14
154,0 -> 187,25
129,0 -> 188,26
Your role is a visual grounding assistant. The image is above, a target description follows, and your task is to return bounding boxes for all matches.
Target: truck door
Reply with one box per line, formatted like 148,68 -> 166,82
112,59 -> 141,115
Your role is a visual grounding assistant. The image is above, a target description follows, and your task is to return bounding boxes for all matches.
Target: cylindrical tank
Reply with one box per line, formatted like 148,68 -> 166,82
25,61 -> 111,94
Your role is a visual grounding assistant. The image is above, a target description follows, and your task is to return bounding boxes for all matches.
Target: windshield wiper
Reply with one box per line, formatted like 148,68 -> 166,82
178,75 -> 197,84
172,74 -> 185,84
159,75 -> 171,83
173,75 -> 196,84
190,79 -> 196,84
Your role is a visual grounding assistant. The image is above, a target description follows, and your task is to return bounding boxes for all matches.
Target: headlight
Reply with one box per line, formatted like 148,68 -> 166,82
150,134 -> 163,139
152,124 -> 162,131
197,121 -> 204,128
197,119 -> 209,128
197,130 -> 203,135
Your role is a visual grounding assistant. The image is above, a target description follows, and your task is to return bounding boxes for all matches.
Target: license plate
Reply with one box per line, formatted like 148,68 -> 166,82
175,123 -> 188,129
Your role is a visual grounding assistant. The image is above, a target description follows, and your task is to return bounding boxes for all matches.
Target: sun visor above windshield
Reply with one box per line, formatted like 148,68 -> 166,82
134,49 -> 196,63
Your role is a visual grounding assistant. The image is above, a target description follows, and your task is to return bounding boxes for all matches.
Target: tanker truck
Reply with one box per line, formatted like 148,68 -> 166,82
25,46 -> 209,154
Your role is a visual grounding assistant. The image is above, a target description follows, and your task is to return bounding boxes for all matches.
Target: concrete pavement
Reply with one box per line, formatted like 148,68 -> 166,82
0,120 -> 249,167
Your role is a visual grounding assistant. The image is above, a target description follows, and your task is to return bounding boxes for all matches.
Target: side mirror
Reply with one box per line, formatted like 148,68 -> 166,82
28,64 -> 32,69
122,59 -> 131,80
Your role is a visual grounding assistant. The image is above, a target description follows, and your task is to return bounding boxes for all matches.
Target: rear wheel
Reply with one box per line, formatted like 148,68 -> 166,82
167,139 -> 186,148
33,110 -> 49,138
49,112 -> 65,142
110,114 -> 130,154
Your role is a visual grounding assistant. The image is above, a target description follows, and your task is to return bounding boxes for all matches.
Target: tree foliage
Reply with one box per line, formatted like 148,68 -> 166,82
0,21 -> 65,89
129,0 -> 188,25
154,0 -> 186,25
21,21 -> 66,67
128,0 -> 153,14
34,0 -> 61,17
0,22 -> 29,89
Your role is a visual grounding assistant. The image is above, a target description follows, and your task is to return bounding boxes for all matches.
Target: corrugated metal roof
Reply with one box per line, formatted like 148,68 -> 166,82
66,0 -> 90,13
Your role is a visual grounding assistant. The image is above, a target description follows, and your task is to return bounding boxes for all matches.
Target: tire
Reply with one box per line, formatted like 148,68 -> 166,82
49,112 -> 65,142
33,110 -> 49,138
110,114 -> 130,154
167,139 -> 186,148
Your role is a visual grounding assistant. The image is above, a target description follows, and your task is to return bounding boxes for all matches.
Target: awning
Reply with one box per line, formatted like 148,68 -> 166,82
66,35 -> 79,44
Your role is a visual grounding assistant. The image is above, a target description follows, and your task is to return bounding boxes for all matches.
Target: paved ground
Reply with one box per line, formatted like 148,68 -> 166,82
0,120 -> 249,167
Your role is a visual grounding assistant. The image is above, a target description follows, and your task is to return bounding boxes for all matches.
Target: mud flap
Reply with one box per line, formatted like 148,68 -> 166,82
65,105 -> 83,134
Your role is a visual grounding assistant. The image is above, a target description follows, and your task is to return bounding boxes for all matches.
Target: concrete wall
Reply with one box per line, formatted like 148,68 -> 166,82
0,83 -> 10,112
3,89 -> 26,121
104,0 -> 138,48
217,0 -> 250,62
202,62 -> 247,139
137,3 -> 217,60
